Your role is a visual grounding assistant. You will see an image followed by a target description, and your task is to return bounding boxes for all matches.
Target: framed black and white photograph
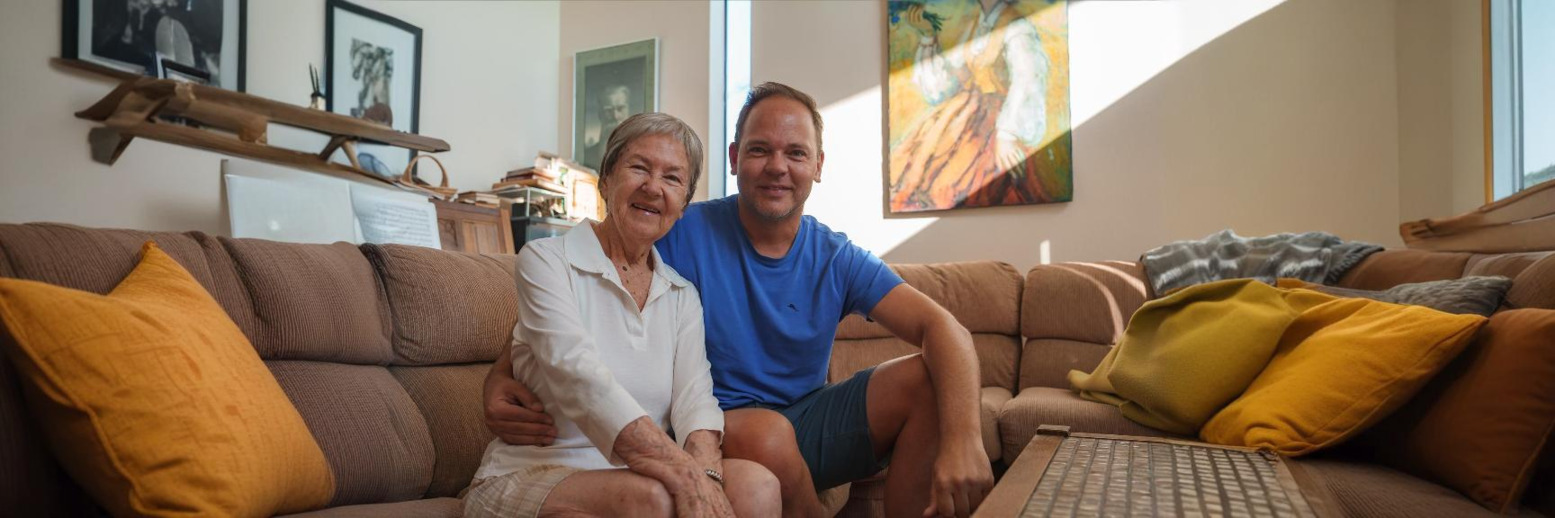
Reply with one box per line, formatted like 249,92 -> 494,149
574,39 -> 658,171
63,0 -> 247,91
326,0 -> 422,181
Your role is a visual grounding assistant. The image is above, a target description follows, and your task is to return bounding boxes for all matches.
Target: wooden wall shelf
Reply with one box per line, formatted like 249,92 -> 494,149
61,58 -> 454,199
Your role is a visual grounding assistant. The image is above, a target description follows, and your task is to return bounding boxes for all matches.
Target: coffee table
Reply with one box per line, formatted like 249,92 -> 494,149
975,425 -> 1333,518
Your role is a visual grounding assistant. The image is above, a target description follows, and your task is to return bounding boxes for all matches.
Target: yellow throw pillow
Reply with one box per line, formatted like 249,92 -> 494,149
1200,295 -> 1486,456
0,242 -> 334,516
1069,279 -> 1336,435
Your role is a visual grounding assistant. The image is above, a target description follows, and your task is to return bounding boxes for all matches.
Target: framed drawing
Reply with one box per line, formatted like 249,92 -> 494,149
886,0 -> 1071,213
326,0 -> 422,181
62,0 -> 247,91
573,39 -> 658,171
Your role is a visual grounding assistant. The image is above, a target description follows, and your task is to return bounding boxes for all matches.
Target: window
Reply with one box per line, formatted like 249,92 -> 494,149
708,0 -> 750,198
1488,0 -> 1555,200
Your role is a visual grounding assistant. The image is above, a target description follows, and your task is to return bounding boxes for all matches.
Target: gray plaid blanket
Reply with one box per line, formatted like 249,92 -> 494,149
1141,230 -> 1384,296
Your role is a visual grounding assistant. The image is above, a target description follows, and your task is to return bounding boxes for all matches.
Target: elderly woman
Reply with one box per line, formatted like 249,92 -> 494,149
464,113 -> 779,518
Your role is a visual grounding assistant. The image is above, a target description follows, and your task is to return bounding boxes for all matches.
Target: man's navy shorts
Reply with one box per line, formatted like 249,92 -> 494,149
738,366 -> 889,490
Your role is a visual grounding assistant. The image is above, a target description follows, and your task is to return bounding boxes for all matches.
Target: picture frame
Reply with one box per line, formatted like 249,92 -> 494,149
573,39 -> 658,171
325,0 -> 423,181
62,0 -> 247,91
885,0 -> 1071,213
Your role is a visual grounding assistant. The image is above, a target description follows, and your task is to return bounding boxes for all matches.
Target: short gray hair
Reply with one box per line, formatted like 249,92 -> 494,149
597,112 -> 704,207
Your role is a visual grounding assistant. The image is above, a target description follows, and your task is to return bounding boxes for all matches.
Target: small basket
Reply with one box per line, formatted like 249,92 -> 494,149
399,154 -> 458,200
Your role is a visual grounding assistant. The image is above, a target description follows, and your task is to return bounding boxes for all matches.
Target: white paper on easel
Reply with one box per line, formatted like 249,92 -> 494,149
225,172 -> 357,244
349,184 -> 441,248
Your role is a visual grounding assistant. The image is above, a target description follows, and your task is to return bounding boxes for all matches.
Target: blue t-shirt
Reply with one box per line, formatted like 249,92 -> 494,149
656,195 -> 904,409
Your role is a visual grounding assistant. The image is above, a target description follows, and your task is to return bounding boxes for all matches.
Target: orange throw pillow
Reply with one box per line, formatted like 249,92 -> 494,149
1201,297 -> 1485,456
1367,309 -> 1555,513
0,242 -> 334,517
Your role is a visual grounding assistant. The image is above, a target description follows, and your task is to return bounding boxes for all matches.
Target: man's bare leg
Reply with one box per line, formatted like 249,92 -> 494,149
722,408 -> 827,518
866,354 -> 941,517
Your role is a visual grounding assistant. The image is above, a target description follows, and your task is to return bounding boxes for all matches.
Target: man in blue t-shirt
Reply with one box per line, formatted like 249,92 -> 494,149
484,83 -> 993,517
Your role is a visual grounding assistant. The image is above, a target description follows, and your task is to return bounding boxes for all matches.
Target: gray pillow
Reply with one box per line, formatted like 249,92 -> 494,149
1305,276 -> 1512,317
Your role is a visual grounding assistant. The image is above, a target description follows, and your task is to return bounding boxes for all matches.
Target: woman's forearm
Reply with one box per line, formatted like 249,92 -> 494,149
614,418 -> 734,517
683,429 -> 723,471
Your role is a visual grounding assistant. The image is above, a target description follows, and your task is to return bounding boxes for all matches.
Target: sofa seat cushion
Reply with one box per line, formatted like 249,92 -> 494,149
1291,459 -> 1541,517
278,497 -> 462,518
996,387 -> 1176,465
391,364 -> 493,498
267,361 -> 435,506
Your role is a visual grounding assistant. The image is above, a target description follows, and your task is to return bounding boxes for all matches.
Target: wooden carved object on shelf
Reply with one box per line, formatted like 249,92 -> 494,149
71,67 -> 455,199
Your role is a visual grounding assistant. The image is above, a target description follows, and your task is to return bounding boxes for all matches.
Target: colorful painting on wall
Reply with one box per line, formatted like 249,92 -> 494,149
887,0 -> 1071,213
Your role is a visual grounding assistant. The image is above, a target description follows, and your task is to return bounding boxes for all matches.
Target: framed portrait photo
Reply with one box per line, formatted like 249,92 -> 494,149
325,0 -> 422,181
63,0 -> 247,91
573,39 -> 658,171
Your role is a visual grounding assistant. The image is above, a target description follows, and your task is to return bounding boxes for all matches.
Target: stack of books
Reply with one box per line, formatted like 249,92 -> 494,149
492,166 -> 566,194
454,191 -> 504,208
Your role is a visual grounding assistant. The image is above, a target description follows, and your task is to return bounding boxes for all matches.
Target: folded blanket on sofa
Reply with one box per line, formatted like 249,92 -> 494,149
1141,230 -> 1383,296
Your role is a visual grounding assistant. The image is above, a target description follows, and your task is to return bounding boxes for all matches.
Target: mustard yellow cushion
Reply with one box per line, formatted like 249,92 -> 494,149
1069,279 -> 1336,435
1200,295 -> 1486,456
0,242 -> 334,516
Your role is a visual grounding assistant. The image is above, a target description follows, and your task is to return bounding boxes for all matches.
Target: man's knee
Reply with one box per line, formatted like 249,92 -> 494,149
725,410 -> 798,458
724,410 -> 808,484
876,353 -> 934,401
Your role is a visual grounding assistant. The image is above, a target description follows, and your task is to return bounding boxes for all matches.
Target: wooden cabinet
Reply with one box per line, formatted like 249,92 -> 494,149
431,199 -> 514,255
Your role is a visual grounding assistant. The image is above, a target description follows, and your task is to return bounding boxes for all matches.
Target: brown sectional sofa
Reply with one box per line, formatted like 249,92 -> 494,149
1,222 -> 1551,517
834,250 -> 1555,517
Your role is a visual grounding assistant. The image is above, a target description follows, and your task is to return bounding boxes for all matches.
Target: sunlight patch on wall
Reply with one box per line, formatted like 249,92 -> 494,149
1070,0 -> 1284,127
806,86 -> 936,257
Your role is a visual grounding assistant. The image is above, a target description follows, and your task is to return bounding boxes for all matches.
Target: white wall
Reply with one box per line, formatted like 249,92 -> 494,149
1396,0 -> 1488,224
1448,0 -> 1488,214
557,1 -> 712,202
754,0 -> 1406,271
0,0 -> 559,236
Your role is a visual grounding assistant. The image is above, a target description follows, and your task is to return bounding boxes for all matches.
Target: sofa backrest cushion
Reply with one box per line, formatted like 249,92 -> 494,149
830,334 -> 1021,391
0,224 -> 252,330
220,237 -> 394,365
832,261 -> 1023,391
1505,253 -> 1555,309
1020,261 -> 1149,345
1335,250 -> 1475,290
837,261 -> 1023,339
363,244 -> 518,366
1019,339 -> 1112,391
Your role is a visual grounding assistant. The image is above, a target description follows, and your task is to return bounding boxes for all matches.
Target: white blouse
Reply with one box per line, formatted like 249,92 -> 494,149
473,222 -> 723,479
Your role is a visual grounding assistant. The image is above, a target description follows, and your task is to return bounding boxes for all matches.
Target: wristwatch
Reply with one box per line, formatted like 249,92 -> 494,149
704,468 -> 725,487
